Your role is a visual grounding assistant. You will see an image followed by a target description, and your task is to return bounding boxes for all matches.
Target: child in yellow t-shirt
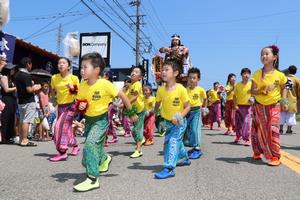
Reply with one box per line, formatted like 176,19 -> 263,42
73,53 -> 137,192
184,68 -> 207,159
154,60 -> 191,179
49,57 -> 80,162
50,57 -> 79,118
143,84 -> 156,146
126,65 -> 145,158
207,82 -> 221,130
122,78 -> 131,137
233,68 -> 252,145
224,73 -> 236,135
251,45 -> 288,167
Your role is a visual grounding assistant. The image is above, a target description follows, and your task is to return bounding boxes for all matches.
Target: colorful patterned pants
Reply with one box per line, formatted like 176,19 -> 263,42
235,105 -> 252,141
82,113 -> 108,177
132,110 -> 146,143
144,112 -> 155,140
163,119 -> 188,169
251,103 -> 281,160
224,100 -> 235,129
184,108 -> 202,148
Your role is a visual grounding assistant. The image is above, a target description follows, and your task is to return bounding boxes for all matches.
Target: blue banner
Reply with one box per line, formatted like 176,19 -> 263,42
0,32 -> 16,63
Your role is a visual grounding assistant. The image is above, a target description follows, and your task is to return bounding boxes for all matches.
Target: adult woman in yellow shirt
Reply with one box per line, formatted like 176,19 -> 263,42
251,45 -> 288,166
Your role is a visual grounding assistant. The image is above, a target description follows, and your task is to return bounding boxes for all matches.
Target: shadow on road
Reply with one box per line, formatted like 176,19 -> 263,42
157,151 -> 163,156
108,150 -> 133,157
51,172 -> 119,185
124,142 -> 136,145
127,162 -> 163,172
281,145 -> 300,151
215,156 -> 265,165
211,141 -> 237,146
34,153 -> 56,157
205,133 -> 226,137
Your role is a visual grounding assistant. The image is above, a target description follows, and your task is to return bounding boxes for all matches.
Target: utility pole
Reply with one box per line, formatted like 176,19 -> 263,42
56,23 -> 63,55
130,0 -> 142,66
135,0 -> 140,67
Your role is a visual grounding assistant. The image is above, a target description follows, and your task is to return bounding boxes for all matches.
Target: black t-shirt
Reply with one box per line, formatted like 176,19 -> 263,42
15,69 -> 35,104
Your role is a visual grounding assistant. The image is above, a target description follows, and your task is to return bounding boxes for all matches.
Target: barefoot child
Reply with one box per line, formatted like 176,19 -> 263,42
73,52 -> 137,192
154,60 -> 191,179
184,68 -> 207,159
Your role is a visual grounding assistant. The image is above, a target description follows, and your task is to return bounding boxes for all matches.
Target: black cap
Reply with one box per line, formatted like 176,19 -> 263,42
4,63 -> 16,70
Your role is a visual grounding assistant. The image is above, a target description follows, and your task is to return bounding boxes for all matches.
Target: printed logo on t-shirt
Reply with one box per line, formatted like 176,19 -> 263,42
274,80 -> 280,87
92,91 -> 101,101
172,97 -> 180,107
192,94 -> 199,100
130,89 -> 135,96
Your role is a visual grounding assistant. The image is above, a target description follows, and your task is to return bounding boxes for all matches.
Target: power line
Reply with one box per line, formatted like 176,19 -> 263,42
112,0 -> 157,54
24,1 -> 81,40
11,11 -> 90,21
27,14 -> 91,40
140,4 -> 168,45
91,0 -> 136,42
148,0 -> 169,40
80,0 -> 137,53
169,8 -> 300,26
103,0 -> 132,30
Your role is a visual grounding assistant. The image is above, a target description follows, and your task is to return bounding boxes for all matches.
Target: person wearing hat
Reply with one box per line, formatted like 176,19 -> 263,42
159,34 -> 189,75
0,63 -> 17,144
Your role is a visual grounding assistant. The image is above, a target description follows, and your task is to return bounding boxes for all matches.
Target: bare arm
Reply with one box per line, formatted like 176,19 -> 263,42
251,80 -> 262,95
0,76 -> 16,93
118,90 -> 138,123
181,101 -> 191,118
118,90 -> 132,110
202,98 -> 207,108
154,101 -> 161,113
233,94 -> 238,109
130,91 -> 139,104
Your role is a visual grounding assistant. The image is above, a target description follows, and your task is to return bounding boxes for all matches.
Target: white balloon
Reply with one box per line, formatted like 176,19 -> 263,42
0,0 -> 9,30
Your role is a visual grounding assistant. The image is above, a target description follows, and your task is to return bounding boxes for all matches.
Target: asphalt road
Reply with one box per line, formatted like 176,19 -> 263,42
0,125 -> 300,200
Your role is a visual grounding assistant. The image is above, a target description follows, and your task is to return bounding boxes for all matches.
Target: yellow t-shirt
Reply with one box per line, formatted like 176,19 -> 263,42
127,81 -> 144,113
234,81 -> 252,105
252,69 -> 287,105
187,86 -> 207,107
51,74 -> 79,105
225,84 -> 234,101
207,89 -> 220,105
144,96 -> 156,112
77,79 -> 119,117
156,83 -> 190,121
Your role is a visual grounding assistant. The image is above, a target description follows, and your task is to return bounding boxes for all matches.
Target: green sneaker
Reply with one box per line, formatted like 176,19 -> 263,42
141,137 -> 146,145
73,177 -> 100,192
99,155 -> 112,173
130,150 -> 143,158
159,130 -> 166,137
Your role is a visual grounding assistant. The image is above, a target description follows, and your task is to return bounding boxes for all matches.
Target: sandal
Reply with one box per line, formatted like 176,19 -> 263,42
19,142 -> 37,147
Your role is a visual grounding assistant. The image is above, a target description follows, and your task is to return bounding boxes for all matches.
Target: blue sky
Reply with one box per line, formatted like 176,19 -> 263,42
4,0 -> 300,89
